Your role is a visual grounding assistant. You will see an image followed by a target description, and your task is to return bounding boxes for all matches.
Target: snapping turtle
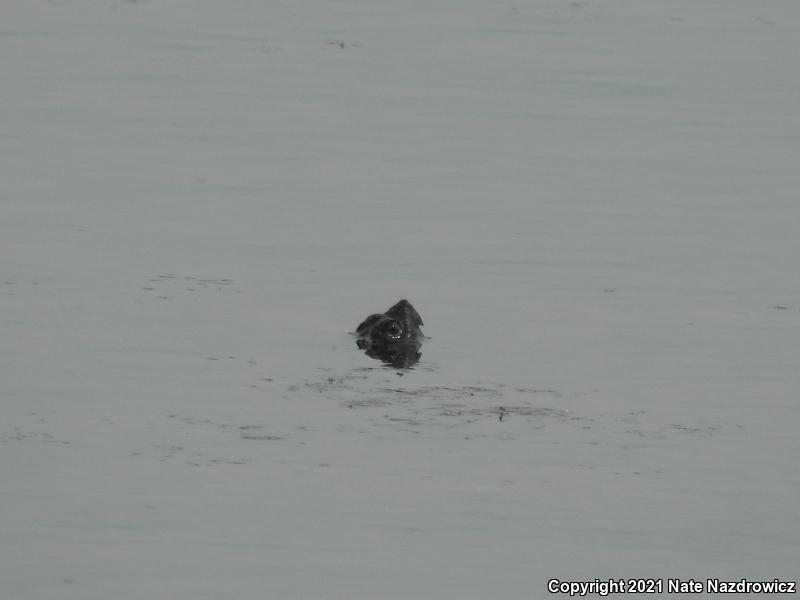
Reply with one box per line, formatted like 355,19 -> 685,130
354,299 -> 424,367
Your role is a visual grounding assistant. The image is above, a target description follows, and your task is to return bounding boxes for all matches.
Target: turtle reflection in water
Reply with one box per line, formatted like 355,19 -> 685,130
354,299 -> 424,368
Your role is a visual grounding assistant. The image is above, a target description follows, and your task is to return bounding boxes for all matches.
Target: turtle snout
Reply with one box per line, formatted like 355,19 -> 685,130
383,319 -> 402,339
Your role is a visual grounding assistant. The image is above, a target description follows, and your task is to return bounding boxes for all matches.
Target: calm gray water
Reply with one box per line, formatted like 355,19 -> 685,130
2,1 -> 799,598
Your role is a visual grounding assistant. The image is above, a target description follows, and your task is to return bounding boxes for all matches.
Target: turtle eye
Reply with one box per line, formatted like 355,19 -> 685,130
387,321 -> 401,337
